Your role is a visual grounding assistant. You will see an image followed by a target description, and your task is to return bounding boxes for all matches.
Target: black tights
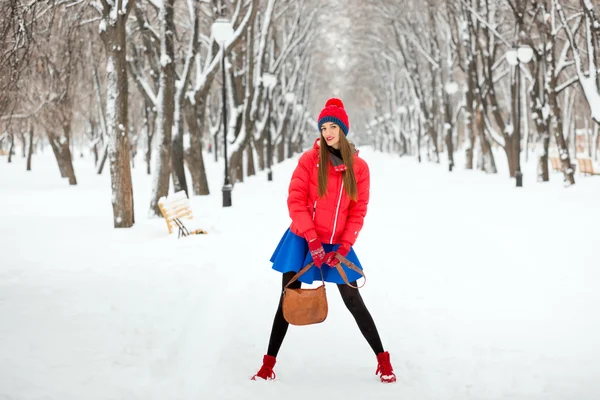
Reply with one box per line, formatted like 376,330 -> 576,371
266,271 -> 384,358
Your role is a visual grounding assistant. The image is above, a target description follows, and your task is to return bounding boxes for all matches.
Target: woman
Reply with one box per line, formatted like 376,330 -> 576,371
252,98 -> 396,383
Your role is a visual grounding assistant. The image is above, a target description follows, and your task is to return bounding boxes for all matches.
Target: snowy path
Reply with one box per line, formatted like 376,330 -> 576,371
1,149 -> 599,400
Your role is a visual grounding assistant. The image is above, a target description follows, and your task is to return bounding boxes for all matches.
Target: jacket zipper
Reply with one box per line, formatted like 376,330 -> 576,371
312,200 -> 317,220
329,175 -> 344,244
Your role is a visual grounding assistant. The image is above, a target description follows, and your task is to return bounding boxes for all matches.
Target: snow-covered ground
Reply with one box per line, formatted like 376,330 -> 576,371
1,146 -> 599,400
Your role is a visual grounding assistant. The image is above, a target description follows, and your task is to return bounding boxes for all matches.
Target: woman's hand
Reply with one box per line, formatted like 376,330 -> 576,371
308,239 -> 327,268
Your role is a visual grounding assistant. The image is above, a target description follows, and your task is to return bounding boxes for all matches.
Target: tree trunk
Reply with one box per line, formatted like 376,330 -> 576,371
464,67 -> 476,169
287,134 -> 294,160
230,147 -> 244,184
91,123 -> 99,166
47,129 -> 77,185
26,124 -> 34,171
443,93 -> 455,171
276,117 -> 289,163
214,132 -> 218,162
97,143 -> 108,175
594,123 -> 599,161
417,121 -> 422,163
104,3 -> 134,227
7,133 -> 14,163
146,134 -> 152,175
255,135 -> 265,170
503,135 -> 517,178
61,125 -> 77,185
476,105 -> 497,173
549,100 -> 575,185
19,132 -> 26,158
246,141 -> 256,177
48,132 -> 67,177
171,111 -> 188,195
548,86 -> 574,185
537,135 -> 550,182
544,3 -> 575,186
144,105 -> 155,175
149,0 -> 176,215
531,50 -> 549,182
184,100 -> 209,195
170,0 -> 198,196
399,131 -> 407,156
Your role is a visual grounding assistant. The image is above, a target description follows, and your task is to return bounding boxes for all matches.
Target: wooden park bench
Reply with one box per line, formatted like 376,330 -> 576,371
549,156 -> 562,172
158,190 -> 207,238
577,158 -> 600,176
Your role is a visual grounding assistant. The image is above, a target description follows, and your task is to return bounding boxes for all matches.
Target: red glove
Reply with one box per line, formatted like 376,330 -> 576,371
308,239 -> 327,268
324,242 -> 351,267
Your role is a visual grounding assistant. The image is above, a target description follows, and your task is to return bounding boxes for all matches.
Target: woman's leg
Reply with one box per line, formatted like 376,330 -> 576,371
337,282 -> 384,355
266,271 -> 301,357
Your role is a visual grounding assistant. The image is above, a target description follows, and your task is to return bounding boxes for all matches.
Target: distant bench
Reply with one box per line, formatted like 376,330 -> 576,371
577,158 -> 600,176
549,157 -> 562,172
158,190 -> 207,238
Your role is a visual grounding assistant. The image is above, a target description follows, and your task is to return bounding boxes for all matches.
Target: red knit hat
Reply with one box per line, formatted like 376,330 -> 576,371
318,98 -> 349,136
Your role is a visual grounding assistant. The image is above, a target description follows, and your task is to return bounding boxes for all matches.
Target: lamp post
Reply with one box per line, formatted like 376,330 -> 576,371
262,72 -> 277,181
444,80 -> 458,172
506,44 -> 533,187
212,17 -> 234,206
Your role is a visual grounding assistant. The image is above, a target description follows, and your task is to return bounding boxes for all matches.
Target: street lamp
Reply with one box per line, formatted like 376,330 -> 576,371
262,72 -> 277,181
506,44 -> 533,187
212,17 -> 234,207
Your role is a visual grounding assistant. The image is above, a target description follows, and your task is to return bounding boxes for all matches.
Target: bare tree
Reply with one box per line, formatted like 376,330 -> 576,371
98,0 -> 136,227
557,0 -> 600,125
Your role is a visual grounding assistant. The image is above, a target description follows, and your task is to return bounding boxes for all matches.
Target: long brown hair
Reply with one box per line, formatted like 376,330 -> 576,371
318,133 -> 358,201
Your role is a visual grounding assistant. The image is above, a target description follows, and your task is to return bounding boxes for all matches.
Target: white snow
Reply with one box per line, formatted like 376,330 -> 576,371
1,146 -> 600,400
108,4 -> 118,25
542,104 -> 550,120
99,19 -> 107,33
583,0 -> 593,10
160,54 -> 172,67
580,77 -> 600,123
146,0 -> 162,8
106,57 -> 114,74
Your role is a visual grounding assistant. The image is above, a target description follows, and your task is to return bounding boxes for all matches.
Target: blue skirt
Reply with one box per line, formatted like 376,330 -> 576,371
270,228 -> 364,284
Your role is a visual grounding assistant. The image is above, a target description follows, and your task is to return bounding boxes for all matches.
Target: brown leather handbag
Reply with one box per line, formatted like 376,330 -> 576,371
282,254 -> 366,326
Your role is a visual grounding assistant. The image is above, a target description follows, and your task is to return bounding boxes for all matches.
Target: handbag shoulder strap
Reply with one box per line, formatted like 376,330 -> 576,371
284,262 -> 321,289
334,254 -> 366,289
283,254 -> 366,290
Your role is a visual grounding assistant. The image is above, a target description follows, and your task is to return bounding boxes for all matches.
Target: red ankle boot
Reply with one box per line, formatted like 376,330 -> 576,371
251,354 -> 276,381
376,351 -> 396,383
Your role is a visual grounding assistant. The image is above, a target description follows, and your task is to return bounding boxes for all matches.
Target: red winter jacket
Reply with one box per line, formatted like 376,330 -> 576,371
288,138 -> 370,246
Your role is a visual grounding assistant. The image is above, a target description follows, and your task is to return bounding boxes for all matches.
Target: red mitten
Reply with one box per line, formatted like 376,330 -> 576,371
324,251 -> 340,267
324,242 -> 351,268
308,239 -> 326,268
336,242 -> 351,257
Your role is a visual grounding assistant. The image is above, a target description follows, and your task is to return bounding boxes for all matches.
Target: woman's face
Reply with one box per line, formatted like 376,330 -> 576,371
321,122 -> 341,149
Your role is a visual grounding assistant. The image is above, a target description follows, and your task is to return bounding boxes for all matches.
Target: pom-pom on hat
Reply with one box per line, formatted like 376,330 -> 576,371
318,98 -> 350,136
